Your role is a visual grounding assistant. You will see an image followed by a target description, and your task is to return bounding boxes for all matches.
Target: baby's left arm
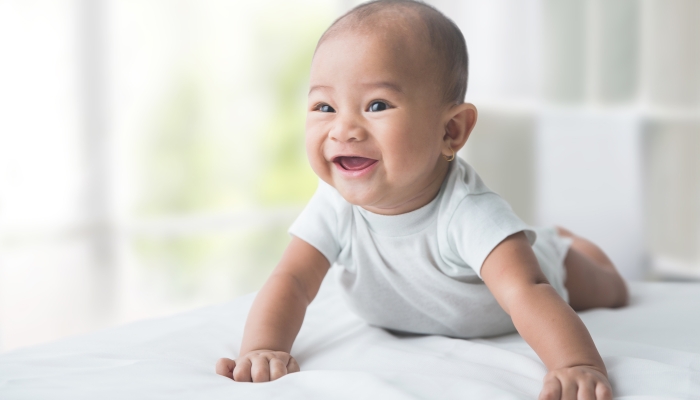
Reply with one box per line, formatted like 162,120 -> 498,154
480,232 -> 612,400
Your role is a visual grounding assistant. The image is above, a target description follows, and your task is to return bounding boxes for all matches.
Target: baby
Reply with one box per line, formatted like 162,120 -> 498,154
216,1 -> 628,399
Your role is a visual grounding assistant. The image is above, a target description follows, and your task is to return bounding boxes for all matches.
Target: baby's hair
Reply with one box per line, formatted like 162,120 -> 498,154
317,0 -> 468,105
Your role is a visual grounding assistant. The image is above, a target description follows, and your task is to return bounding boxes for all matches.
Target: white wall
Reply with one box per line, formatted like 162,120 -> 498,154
449,0 -> 700,280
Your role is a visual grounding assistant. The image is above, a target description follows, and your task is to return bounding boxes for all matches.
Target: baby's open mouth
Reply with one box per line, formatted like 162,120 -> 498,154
334,156 -> 378,171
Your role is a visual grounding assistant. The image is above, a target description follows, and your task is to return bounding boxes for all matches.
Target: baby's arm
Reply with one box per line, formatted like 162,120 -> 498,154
481,232 -> 612,400
216,236 -> 330,382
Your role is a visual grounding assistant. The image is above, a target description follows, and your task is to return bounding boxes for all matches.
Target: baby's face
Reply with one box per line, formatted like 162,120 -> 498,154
306,27 -> 451,214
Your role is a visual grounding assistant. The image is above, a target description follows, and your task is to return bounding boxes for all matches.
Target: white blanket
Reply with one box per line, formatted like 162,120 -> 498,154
1,279 -> 699,399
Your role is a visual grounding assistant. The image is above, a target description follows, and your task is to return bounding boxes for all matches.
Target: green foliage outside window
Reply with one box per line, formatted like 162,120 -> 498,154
131,5 -> 333,299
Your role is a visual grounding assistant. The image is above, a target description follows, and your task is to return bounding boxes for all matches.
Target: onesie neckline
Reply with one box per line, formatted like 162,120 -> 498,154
355,164 -> 454,237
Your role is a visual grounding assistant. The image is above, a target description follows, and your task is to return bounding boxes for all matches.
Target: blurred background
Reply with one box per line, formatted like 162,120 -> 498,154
0,0 -> 698,352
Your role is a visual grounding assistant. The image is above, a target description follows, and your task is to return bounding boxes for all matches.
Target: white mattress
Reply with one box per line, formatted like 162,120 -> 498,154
1,278 -> 699,399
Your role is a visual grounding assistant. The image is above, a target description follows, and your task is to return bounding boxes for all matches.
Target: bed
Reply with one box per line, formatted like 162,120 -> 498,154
1,275 -> 699,399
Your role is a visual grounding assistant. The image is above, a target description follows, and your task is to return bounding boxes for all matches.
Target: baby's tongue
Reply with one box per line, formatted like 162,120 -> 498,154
339,156 -> 375,171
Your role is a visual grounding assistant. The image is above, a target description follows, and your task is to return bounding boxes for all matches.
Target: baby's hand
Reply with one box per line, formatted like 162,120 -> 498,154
215,350 -> 300,382
539,365 -> 612,400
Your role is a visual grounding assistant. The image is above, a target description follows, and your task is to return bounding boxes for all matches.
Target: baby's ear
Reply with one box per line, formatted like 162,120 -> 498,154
443,103 -> 478,152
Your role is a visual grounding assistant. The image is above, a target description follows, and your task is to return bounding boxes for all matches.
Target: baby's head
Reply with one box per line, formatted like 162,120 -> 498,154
321,0 -> 469,105
306,0 -> 478,215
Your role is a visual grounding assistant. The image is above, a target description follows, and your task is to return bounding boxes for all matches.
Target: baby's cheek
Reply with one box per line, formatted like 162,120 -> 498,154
304,139 -> 331,181
386,141 -> 431,171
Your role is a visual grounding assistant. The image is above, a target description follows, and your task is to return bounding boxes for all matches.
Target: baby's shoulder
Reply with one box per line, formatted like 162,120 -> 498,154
439,159 -> 521,231
441,159 -> 501,211
437,160 -> 534,272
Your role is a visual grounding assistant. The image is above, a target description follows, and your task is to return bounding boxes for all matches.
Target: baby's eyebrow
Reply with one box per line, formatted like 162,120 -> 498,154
308,84 -> 333,95
308,82 -> 404,95
362,81 -> 404,94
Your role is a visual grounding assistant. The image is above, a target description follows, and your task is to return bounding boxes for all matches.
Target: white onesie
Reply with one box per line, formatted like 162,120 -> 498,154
289,158 -> 571,338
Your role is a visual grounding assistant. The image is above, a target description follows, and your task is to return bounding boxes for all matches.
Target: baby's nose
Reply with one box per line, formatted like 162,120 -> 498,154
329,114 -> 367,142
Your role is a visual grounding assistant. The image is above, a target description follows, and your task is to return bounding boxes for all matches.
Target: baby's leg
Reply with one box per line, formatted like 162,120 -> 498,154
556,227 -> 629,311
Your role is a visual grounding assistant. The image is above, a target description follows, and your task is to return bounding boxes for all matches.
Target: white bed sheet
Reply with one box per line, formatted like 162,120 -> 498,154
1,278 -> 699,399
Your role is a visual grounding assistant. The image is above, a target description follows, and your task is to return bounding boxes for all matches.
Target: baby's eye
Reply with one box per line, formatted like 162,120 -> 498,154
368,101 -> 389,112
316,104 -> 335,113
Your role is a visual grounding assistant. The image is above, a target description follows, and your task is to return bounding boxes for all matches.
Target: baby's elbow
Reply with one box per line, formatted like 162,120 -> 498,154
500,280 -> 555,314
612,278 -> 630,308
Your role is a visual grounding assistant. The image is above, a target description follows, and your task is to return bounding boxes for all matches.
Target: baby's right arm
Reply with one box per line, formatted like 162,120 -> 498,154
215,236 -> 330,382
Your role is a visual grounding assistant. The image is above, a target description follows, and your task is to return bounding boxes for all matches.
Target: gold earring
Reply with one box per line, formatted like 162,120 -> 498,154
442,147 -> 455,162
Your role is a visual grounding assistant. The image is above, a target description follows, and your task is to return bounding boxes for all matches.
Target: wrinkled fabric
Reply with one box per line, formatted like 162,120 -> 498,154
1,280 -> 699,400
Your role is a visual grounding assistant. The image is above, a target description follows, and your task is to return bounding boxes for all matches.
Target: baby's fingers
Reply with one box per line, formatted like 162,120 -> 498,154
538,376 -> 561,400
595,381 -> 613,400
250,354 -> 271,382
577,380 -> 597,400
561,379 -> 578,400
232,358 -> 253,382
215,357 -> 236,379
269,357 -> 287,381
287,356 -> 300,373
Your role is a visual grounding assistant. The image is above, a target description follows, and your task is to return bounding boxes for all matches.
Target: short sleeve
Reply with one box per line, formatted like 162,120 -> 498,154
288,181 -> 342,265
447,193 -> 536,278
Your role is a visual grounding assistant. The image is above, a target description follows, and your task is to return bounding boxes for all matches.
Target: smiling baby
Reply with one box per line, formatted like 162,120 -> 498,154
216,1 -> 628,399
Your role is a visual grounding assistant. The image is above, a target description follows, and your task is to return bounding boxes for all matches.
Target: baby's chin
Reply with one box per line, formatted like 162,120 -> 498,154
318,167 -> 396,209
330,180 -> 382,208
334,185 -> 373,206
